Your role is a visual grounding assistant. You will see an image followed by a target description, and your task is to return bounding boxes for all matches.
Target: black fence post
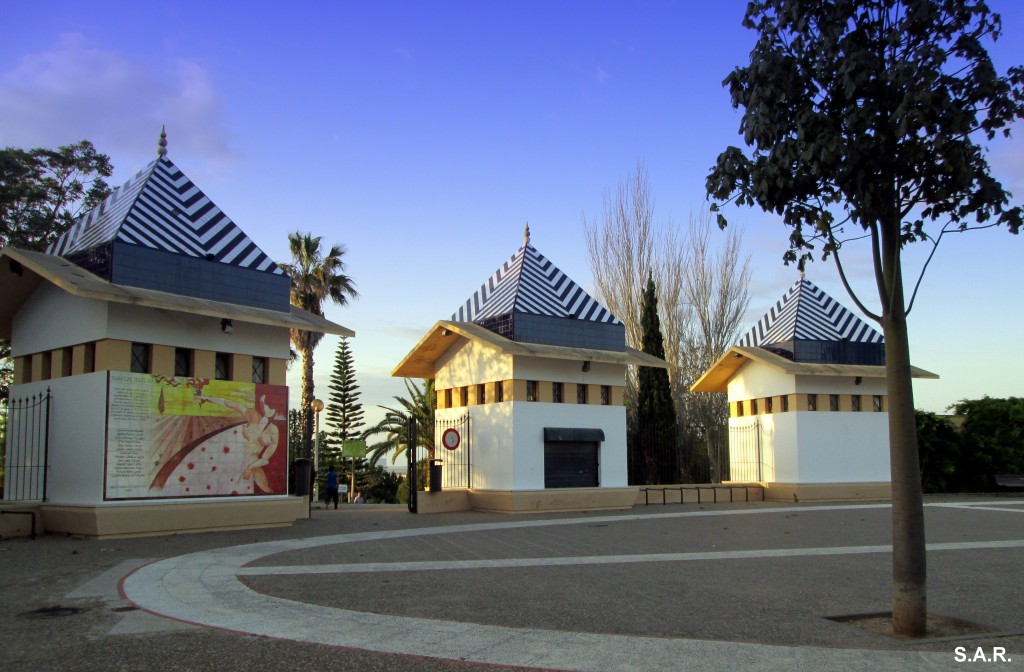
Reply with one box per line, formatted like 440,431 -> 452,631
407,416 -> 417,513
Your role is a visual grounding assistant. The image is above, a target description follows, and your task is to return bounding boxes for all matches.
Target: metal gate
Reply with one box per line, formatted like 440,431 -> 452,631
406,414 -> 472,513
728,418 -> 763,482
2,388 -> 51,502
435,412 -> 471,489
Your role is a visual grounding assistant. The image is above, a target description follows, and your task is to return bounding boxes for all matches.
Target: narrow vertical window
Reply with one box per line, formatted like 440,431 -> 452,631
496,382 -> 504,402
873,395 -> 883,412
737,400 -> 745,417
852,395 -> 861,412
781,395 -> 789,412
829,394 -> 839,411
61,347 -> 73,377
445,388 -> 453,408
131,343 -> 150,374
175,348 -> 192,377
477,383 -> 486,404
460,386 -> 468,406
577,384 -> 588,404
552,382 -> 563,403
40,351 -> 52,380
252,357 -> 267,384
527,380 -> 538,402
751,398 -> 758,415
215,352 -> 230,380
84,343 -> 96,373
807,394 -> 817,412
601,385 -> 610,405
765,397 -> 773,413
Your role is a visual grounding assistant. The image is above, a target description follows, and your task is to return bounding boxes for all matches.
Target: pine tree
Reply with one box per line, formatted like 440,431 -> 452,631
325,336 -> 364,471
636,275 -> 678,484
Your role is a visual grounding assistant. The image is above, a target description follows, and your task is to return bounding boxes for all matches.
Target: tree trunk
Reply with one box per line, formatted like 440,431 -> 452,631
880,228 -> 927,637
301,343 -> 315,460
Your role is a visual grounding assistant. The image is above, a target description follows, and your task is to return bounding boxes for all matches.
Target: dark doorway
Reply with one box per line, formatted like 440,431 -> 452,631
544,441 -> 599,488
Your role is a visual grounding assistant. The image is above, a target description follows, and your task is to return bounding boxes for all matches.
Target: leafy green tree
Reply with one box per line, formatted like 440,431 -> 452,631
1,140 -> 113,251
360,462 -> 402,503
0,342 -> 12,406
1,140 -> 113,405
950,396 -> 1024,490
635,275 -> 678,484
279,232 -> 357,459
326,337 -> 364,445
363,379 -> 436,466
915,410 -> 963,493
707,0 -> 1023,636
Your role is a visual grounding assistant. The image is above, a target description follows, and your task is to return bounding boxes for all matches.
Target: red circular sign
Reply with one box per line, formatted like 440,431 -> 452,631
442,428 -> 461,451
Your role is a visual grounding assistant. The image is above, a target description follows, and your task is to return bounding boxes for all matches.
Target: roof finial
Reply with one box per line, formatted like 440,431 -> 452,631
157,125 -> 168,157
524,221 -> 531,246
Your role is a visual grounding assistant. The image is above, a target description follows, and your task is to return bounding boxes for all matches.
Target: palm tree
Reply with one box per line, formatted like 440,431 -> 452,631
363,379 -> 435,466
279,232 -> 357,458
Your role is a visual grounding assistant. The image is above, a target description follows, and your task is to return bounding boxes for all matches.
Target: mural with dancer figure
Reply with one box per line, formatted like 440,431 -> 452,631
104,372 -> 288,499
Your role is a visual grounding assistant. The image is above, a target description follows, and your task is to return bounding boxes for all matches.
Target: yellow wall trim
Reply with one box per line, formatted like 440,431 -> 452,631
12,339 -> 286,386
437,380 -> 624,408
730,393 -> 887,418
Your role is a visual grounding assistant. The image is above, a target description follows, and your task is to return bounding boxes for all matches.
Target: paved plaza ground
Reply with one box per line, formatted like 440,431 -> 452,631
1,495 -> 1022,671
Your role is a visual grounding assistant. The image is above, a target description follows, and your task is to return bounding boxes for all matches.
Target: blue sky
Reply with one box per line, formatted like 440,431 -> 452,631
3,1 -> 1022,438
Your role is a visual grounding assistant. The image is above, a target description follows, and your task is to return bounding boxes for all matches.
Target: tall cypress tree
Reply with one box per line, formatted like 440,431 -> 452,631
636,275 -> 677,483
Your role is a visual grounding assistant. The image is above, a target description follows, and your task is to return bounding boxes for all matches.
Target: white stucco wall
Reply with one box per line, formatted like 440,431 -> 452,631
791,412 -> 890,482
726,362 -> 888,401
438,404 -> 514,490
729,410 -> 889,484
514,356 -> 623,387
508,402 -> 628,489
10,284 -> 110,356
106,302 -> 289,359
435,338 -> 512,389
433,345 -> 629,492
11,284 -> 289,359
436,401 -> 628,491
727,362 -> 797,400
725,361 -> 891,485
792,374 -> 886,397
5,374 -> 109,504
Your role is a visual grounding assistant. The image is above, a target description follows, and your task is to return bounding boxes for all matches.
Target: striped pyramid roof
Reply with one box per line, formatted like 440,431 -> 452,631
738,278 -> 882,347
48,156 -> 282,275
452,243 -> 620,325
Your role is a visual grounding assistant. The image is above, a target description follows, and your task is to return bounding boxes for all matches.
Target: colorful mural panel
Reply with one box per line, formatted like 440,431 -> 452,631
105,372 -> 288,499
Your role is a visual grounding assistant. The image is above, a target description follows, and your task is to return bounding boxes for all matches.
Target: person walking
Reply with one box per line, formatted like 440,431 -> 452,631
325,465 -> 340,509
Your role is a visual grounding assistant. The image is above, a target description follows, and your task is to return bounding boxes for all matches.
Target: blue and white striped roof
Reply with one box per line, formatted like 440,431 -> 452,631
738,278 -> 882,347
452,243 -> 620,325
48,157 -> 282,275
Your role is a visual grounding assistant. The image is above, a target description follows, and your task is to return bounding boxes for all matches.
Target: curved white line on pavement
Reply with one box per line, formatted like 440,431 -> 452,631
122,507 -> 971,671
237,539 -> 1024,576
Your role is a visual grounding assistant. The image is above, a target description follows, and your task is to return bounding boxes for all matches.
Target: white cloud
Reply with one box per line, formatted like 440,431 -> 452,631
0,33 -> 235,173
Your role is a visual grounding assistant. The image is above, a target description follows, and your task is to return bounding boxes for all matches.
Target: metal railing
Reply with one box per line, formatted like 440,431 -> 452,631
2,388 -> 51,503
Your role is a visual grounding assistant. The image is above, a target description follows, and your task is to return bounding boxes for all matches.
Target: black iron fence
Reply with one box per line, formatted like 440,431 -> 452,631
2,389 -> 51,502
628,424 -> 729,485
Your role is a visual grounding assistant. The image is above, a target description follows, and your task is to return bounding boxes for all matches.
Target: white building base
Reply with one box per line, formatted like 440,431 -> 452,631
33,496 -> 309,538
414,487 -> 638,514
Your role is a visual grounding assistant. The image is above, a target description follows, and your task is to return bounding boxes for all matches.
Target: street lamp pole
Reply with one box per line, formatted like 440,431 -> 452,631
311,398 -> 324,506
